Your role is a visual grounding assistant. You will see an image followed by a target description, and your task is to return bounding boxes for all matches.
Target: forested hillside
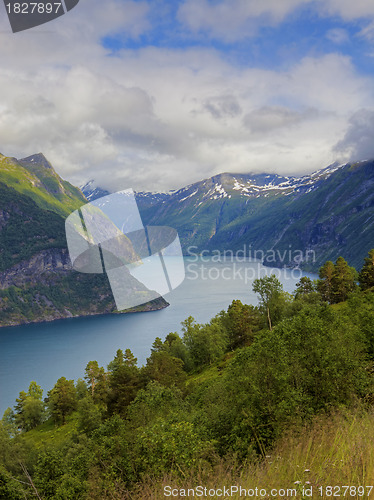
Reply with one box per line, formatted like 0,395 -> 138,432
1,252 -> 373,498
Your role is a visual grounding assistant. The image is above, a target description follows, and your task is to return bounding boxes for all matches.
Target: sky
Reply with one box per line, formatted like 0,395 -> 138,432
0,0 -> 374,192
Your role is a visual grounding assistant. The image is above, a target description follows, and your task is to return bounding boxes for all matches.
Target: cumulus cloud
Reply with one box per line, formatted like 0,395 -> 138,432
0,0 -> 373,192
334,109 -> 374,161
0,40 -> 372,191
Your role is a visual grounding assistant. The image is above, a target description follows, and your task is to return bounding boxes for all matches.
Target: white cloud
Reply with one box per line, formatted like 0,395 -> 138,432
0,1 -> 373,192
359,21 -> 374,42
326,28 -> 350,45
316,0 -> 374,20
177,0 -> 311,42
243,106 -> 319,133
0,41 -> 372,191
334,109 -> 374,161
177,0 -> 374,44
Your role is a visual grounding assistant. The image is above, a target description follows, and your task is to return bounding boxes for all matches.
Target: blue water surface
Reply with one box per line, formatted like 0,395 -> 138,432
0,258 -> 314,414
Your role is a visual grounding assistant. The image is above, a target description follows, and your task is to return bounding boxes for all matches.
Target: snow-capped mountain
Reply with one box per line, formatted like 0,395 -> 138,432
80,180 -> 111,202
82,163 -> 343,205
81,160 -> 374,271
152,163 -> 344,205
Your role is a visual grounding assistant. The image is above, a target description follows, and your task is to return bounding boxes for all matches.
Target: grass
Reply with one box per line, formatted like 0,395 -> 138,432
19,414 -> 79,451
125,407 -> 374,499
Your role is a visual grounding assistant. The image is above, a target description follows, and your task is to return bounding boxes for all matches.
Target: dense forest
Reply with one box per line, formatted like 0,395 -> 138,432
1,251 -> 374,498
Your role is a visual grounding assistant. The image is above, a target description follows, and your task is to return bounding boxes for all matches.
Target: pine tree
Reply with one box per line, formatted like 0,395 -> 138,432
222,299 -> 262,349
331,256 -> 357,303
317,261 -> 335,303
47,377 -> 77,425
294,276 -> 315,299
359,249 -> 374,290
14,382 -> 45,431
317,257 -> 357,303
107,349 -> 142,414
85,360 -> 105,397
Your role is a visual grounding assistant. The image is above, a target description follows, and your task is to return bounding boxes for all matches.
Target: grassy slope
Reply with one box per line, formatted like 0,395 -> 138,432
0,154 -> 86,217
16,339 -> 374,498
134,407 -> 374,499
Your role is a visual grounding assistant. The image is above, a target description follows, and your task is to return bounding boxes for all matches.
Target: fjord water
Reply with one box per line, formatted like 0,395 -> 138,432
0,258 -> 312,415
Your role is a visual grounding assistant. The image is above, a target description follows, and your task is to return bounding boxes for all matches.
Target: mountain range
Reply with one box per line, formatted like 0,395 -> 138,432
83,160 -> 374,272
0,153 -> 167,328
1,152 -> 373,328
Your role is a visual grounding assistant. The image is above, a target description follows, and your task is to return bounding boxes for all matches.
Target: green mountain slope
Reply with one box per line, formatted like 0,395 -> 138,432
262,161 -> 374,270
0,181 -> 66,271
0,154 -> 168,327
0,153 -> 86,217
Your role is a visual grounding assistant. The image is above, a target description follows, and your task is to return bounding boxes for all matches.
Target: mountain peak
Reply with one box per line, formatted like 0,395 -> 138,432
19,153 -> 54,170
0,153 -> 86,216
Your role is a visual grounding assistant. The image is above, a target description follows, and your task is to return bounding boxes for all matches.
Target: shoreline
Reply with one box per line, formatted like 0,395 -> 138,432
0,297 -> 169,330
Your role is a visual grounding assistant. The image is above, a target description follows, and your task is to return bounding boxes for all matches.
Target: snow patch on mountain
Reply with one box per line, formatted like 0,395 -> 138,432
81,162 -> 346,205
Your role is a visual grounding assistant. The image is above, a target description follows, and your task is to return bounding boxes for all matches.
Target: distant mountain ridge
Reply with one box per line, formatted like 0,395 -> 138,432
82,160 -> 374,272
83,162 -> 342,203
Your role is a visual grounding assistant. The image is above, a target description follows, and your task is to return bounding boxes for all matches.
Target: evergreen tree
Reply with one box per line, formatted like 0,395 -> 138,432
317,261 -> 335,303
75,378 -> 88,400
294,276 -> 315,299
84,360 -> 106,401
47,377 -> 77,424
221,299 -> 262,349
107,349 -> 124,373
359,249 -> 374,290
14,391 -> 27,430
331,256 -> 357,303
14,382 -> 45,431
144,350 -> 187,390
1,408 -> 18,437
150,338 -> 164,354
124,348 -> 137,367
107,349 -> 143,414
